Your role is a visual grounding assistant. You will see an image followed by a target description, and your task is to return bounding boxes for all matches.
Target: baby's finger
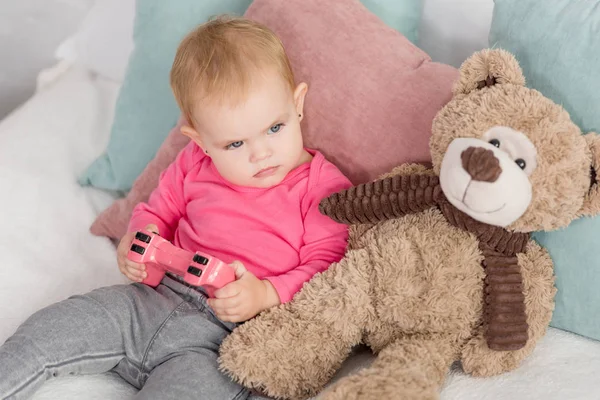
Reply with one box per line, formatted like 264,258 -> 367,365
213,282 -> 240,299
117,240 -> 129,253
119,266 -> 138,282
130,265 -> 147,277
125,260 -> 145,271
217,314 -> 241,323
210,305 -> 229,318
220,310 -> 246,323
212,305 -> 240,321
144,224 -> 159,234
208,297 -> 241,311
118,255 -> 132,270
127,273 -> 145,283
126,265 -> 147,281
117,232 -> 135,252
124,272 -> 138,282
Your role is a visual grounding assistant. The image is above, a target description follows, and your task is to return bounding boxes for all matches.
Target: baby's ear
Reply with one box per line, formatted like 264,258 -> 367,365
452,49 -> 526,96
579,132 -> 600,218
180,124 -> 202,142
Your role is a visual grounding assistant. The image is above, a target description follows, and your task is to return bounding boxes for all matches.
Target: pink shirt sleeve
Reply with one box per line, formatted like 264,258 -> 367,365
265,165 -> 352,303
127,143 -> 199,241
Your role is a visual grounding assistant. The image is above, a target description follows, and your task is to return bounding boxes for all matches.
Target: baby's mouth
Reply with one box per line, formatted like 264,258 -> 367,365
254,166 -> 279,178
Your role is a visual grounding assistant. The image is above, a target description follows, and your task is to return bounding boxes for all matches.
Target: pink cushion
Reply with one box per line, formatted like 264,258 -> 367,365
250,0 -> 458,184
90,0 -> 458,240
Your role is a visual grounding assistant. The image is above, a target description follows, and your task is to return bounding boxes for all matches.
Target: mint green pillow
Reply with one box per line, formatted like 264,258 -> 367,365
79,0 -> 423,192
534,219 -> 600,341
79,0 -> 254,191
490,0 -> 600,340
361,0 -> 422,44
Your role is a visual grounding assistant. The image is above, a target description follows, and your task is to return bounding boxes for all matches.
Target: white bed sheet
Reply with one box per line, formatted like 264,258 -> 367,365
1,64 -> 600,400
0,62 -> 126,342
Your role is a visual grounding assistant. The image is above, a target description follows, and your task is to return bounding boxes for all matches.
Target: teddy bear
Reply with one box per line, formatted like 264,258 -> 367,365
218,49 -> 600,400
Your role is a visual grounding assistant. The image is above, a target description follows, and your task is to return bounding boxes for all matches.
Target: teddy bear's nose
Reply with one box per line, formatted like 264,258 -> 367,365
461,147 -> 502,183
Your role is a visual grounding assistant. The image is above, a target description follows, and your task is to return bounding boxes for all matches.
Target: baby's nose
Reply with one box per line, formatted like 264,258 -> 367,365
251,147 -> 271,163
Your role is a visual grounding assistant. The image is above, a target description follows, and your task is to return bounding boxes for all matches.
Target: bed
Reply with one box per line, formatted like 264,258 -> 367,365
1,1 -> 600,399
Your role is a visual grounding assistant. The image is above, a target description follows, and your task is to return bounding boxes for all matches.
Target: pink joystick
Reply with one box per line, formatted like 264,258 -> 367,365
126,230 -> 235,297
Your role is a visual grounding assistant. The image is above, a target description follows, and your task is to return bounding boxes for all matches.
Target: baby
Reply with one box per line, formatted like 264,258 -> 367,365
0,16 -> 351,400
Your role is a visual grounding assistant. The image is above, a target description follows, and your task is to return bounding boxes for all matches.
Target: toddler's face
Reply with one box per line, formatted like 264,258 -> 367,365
183,71 -> 309,188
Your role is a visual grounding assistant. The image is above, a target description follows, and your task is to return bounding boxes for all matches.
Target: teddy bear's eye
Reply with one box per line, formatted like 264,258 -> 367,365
515,159 -> 527,170
489,139 -> 501,148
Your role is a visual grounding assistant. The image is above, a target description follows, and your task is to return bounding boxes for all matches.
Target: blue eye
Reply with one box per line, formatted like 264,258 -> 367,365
226,141 -> 244,150
268,123 -> 284,134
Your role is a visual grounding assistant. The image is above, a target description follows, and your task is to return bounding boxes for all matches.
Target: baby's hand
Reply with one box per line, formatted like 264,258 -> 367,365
208,261 -> 280,323
116,224 -> 159,282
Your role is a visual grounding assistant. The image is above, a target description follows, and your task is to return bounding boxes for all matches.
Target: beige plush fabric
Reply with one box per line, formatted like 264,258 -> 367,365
218,49 -> 600,400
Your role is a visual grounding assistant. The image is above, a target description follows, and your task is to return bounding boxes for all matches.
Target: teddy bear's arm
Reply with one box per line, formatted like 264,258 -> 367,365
218,248 -> 373,400
319,173 -> 442,224
461,239 -> 555,376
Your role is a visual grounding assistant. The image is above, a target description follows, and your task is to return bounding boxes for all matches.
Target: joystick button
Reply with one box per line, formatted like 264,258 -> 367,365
130,244 -> 146,255
193,254 -> 209,265
188,266 -> 202,277
135,232 -> 151,243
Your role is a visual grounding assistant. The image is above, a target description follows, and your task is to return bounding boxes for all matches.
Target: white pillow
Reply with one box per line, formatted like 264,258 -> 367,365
55,0 -> 135,82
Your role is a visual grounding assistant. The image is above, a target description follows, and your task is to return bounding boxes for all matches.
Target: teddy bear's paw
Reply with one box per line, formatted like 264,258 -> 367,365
219,307 -> 353,399
460,332 -> 528,377
319,372 -> 439,400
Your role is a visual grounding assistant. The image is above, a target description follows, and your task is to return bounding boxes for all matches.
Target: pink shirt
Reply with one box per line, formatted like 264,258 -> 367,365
128,142 -> 352,303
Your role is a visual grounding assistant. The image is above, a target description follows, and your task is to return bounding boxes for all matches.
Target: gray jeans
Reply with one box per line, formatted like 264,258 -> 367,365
0,275 -> 254,400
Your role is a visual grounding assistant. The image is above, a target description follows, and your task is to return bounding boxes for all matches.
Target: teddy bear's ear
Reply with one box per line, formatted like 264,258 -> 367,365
579,133 -> 600,218
452,49 -> 526,96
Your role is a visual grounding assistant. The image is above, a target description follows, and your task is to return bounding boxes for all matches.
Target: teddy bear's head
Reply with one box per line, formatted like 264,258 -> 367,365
319,49 -> 599,234
430,49 -> 600,232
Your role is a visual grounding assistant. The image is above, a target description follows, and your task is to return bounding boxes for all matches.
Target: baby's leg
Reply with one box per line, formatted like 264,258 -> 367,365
135,352 -> 249,400
132,284 -> 250,400
0,282 -> 186,400
0,289 -> 126,399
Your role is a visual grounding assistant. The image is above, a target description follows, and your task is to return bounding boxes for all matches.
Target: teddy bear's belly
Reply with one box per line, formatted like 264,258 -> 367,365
363,208 -> 485,336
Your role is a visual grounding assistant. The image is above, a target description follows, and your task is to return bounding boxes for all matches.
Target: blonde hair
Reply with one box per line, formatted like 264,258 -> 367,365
170,16 -> 296,125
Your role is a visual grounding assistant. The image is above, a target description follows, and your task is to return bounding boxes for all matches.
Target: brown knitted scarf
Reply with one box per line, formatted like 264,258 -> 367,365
319,174 -> 530,351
